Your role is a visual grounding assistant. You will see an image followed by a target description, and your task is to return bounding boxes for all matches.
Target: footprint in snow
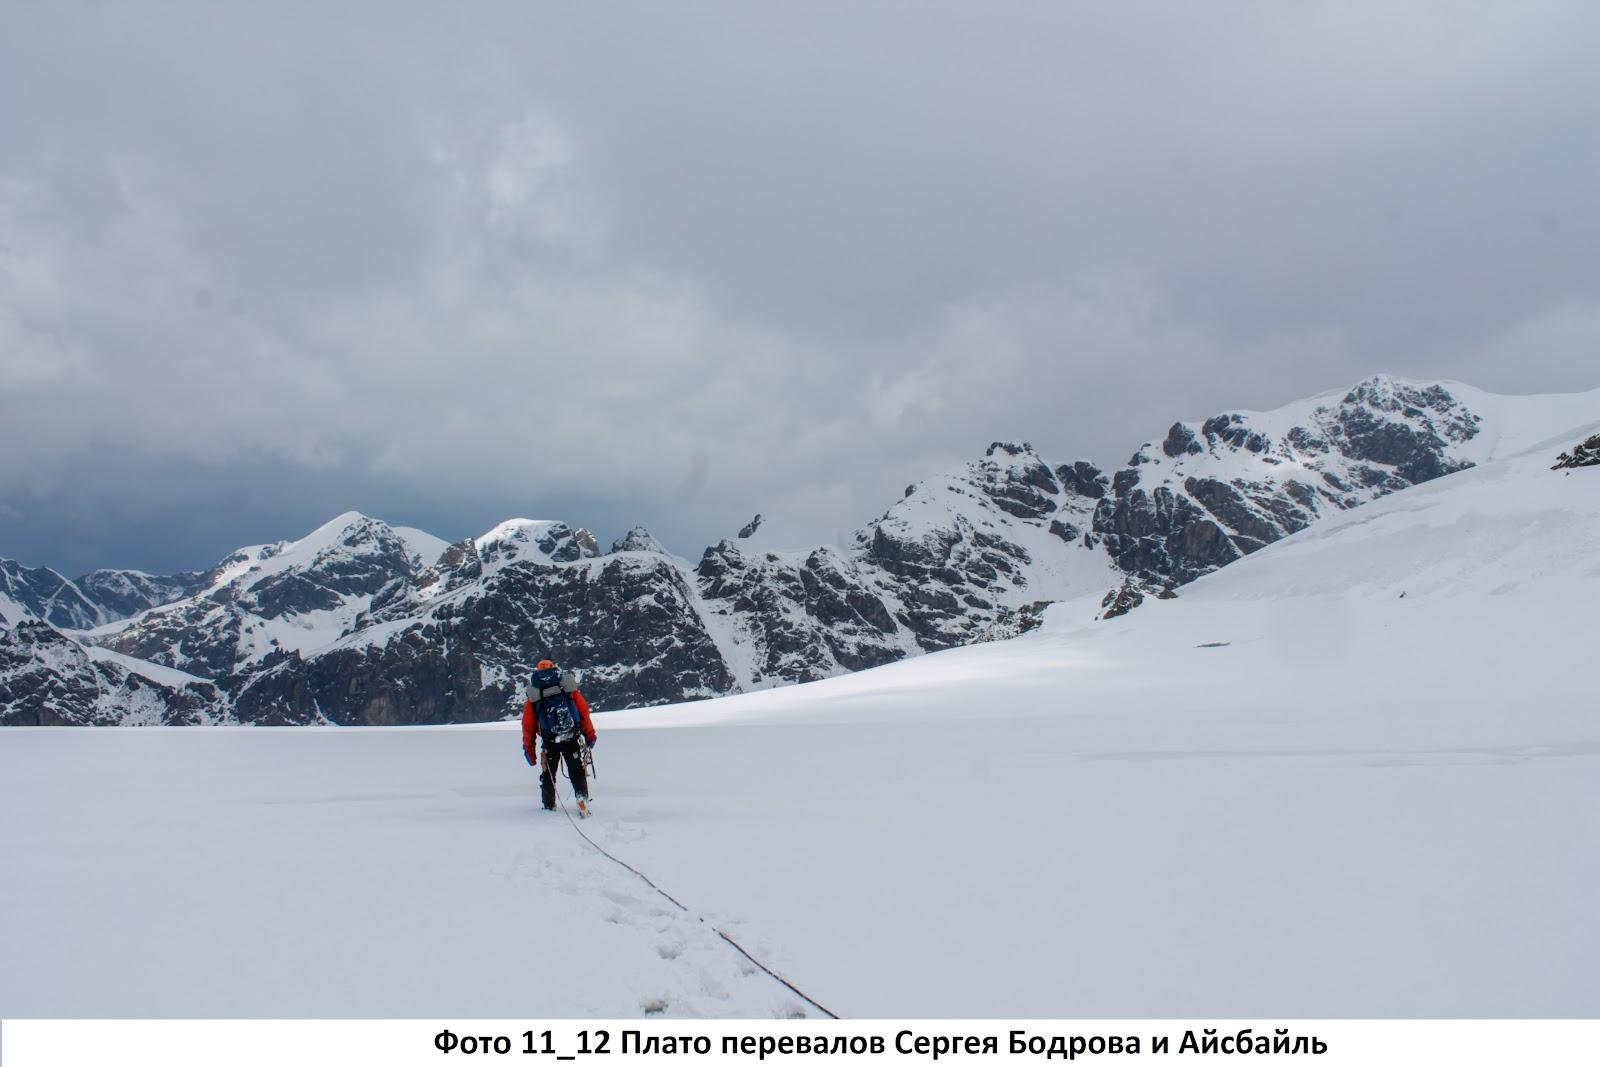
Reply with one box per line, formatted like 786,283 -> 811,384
602,887 -> 646,912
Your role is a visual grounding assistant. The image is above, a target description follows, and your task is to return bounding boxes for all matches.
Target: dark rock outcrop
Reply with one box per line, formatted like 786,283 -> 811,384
1553,433 -> 1600,470
1092,375 -> 1486,588
1098,580 -> 1146,620
0,620 -> 223,726
612,526 -> 667,554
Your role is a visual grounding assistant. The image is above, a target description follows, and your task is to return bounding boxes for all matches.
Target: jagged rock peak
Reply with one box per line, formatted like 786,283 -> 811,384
985,441 -> 1038,458
1342,372 -> 1459,412
302,510 -> 385,545
1162,422 -> 1204,458
262,512 -> 414,570
1056,461 -> 1109,499
737,514 -> 763,539
475,519 -> 600,567
1091,373 -> 1493,590
415,538 -> 482,593
611,527 -> 667,554
968,442 -> 1062,521
436,538 -> 480,570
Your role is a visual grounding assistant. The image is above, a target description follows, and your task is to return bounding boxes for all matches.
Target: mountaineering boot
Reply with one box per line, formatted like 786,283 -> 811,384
575,796 -> 590,817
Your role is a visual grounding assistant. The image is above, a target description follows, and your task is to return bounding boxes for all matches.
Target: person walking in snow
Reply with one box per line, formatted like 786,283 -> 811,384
522,659 -> 598,814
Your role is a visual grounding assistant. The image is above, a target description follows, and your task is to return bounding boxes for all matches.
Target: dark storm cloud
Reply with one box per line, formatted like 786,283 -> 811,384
1,2 -> 1597,574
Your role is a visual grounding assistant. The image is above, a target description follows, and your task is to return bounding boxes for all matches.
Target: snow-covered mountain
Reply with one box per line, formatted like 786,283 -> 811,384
89,513 -> 447,686
6,373 -> 1596,726
1091,376 -> 1597,586
0,560 -> 107,630
226,519 -> 737,725
5,402 -> 1594,1016
0,558 -> 211,631
0,557 -> 225,724
0,620 -> 225,726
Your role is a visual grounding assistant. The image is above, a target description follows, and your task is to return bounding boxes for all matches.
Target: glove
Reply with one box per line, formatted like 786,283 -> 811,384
586,735 -> 598,749
524,746 -> 535,767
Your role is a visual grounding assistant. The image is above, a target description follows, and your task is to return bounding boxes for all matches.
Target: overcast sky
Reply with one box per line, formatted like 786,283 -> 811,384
2,2 -> 1597,575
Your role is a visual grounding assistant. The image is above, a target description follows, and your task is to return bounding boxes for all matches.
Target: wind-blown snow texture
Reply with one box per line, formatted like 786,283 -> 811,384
4,374 -> 1596,726
2,422 -> 1595,1017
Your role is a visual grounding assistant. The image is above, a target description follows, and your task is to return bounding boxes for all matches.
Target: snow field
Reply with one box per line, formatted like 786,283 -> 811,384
3,437 -> 1596,1017
0,728 -> 815,1018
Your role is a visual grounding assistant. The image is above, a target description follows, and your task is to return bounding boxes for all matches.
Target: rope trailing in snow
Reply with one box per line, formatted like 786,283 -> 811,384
551,782 -> 840,1020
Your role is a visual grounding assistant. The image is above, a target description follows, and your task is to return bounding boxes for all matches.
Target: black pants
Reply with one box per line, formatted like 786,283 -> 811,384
540,735 -> 588,809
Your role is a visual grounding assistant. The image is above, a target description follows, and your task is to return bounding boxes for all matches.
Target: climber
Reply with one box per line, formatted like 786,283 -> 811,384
522,659 -> 598,814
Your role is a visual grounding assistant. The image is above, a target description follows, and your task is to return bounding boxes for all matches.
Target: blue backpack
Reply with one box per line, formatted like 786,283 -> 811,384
530,666 -> 581,740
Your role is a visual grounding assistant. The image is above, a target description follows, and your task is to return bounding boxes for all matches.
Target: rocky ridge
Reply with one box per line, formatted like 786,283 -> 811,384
1091,377 -> 1484,587
3,374 -> 1569,726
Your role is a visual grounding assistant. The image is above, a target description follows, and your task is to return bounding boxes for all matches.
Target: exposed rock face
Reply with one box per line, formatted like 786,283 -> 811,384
234,550 -> 735,724
1553,433 -> 1600,470
0,620 -> 223,726
1092,376 -> 1482,587
695,540 -> 910,686
12,374 -> 1541,726
476,519 -> 600,568
977,600 -> 1053,642
1098,580 -> 1146,620
611,526 -> 667,554
854,441 -> 1113,649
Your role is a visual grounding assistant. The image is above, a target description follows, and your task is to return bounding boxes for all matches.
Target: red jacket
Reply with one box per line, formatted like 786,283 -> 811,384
522,689 -> 596,761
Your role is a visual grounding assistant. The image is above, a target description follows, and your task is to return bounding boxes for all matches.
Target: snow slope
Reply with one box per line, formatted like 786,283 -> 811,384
592,420 -> 1600,1017
3,419 -> 1596,1017
0,589 -> 30,627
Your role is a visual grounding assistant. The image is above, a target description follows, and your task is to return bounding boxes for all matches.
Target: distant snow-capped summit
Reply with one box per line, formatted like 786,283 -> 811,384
0,556 -> 212,631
